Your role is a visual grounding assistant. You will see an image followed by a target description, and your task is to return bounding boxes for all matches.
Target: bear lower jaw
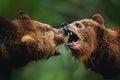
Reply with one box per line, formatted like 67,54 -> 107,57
54,48 -> 61,56
65,40 -> 80,54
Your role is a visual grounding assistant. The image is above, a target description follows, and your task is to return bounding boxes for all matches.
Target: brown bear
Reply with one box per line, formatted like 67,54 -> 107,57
0,11 -> 65,80
61,14 -> 120,80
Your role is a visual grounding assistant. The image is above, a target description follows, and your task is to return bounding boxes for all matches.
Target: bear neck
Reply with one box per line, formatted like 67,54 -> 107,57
84,33 -> 120,79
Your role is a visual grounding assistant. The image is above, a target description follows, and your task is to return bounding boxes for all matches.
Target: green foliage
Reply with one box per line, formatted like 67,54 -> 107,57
11,45 -> 103,80
0,0 -> 119,80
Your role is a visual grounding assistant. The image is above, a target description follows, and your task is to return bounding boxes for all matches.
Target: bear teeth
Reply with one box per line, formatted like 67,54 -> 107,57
67,31 -> 79,44
70,32 -> 73,35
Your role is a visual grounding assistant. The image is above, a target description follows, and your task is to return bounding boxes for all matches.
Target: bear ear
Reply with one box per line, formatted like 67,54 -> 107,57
17,10 -> 30,20
0,16 -> 17,34
92,14 -> 104,25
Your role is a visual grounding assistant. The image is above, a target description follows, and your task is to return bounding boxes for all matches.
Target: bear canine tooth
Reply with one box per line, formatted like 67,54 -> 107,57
70,32 -> 72,35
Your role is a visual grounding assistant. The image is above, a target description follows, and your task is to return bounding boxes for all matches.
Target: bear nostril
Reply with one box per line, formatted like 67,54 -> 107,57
60,22 -> 69,36
60,22 -> 69,28
63,27 -> 68,34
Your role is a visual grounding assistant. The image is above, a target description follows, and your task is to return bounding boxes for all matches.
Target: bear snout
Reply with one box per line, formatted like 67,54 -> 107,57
60,22 -> 69,28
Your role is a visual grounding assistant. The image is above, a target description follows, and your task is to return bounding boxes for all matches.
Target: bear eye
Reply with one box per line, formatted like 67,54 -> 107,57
75,23 -> 81,28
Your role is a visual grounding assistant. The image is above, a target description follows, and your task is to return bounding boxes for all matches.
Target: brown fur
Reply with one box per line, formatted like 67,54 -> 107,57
0,11 -> 65,80
63,14 -> 120,79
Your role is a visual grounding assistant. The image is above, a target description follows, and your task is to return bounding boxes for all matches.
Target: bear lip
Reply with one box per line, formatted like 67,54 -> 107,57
54,48 -> 61,56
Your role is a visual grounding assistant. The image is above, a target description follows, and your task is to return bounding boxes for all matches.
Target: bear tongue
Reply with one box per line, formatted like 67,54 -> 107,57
69,41 -> 78,46
54,48 -> 61,56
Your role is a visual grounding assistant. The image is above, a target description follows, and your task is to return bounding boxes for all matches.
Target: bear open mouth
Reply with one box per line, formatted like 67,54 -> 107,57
67,30 -> 79,46
54,48 -> 61,56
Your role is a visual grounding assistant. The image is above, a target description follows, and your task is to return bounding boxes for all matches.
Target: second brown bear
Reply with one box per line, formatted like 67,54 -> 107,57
0,11 -> 65,80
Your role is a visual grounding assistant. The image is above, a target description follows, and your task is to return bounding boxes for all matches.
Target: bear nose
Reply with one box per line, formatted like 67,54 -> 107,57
62,27 -> 68,35
60,22 -> 69,35
60,22 -> 69,28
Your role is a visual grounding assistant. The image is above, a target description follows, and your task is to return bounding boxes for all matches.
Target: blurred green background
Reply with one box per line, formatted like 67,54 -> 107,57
0,0 -> 120,80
